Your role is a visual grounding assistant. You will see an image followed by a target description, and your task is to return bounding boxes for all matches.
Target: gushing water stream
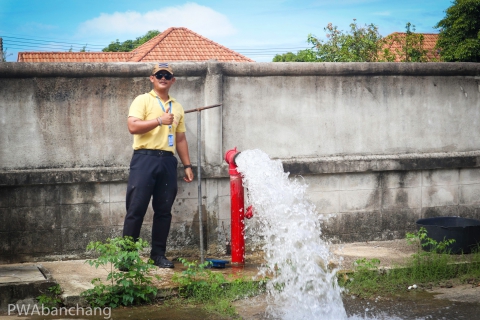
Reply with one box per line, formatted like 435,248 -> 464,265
235,149 -> 347,319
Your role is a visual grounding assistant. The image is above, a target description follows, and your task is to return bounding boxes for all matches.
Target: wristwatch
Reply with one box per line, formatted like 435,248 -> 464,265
184,164 -> 192,169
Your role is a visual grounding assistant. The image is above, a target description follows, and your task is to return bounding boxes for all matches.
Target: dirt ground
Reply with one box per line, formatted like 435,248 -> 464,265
331,238 -> 417,270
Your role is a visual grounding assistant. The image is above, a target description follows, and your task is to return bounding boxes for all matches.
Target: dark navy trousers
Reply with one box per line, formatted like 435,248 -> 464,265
123,151 -> 178,258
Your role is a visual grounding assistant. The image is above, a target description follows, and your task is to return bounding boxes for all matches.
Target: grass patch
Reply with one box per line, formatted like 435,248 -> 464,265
340,228 -> 480,298
169,258 -> 266,318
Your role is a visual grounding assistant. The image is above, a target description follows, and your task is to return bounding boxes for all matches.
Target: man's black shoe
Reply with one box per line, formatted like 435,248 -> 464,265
152,256 -> 174,268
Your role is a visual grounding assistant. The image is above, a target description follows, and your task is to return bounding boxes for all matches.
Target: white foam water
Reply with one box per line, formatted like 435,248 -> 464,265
235,149 -> 347,320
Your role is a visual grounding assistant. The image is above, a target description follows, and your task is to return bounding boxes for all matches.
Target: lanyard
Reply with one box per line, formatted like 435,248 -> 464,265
156,97 -> 172,130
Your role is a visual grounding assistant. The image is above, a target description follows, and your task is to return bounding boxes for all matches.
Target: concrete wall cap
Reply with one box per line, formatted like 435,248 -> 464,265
0,62 -> 208,78
1,61 -> 480,78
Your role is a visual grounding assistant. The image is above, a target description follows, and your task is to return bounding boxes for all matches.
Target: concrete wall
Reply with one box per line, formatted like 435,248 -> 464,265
1,62 -> 480,263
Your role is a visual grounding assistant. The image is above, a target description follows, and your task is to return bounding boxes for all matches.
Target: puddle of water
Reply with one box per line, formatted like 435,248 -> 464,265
109,304 -> 228,320
232,292 -> 480,320
343,292 -> 480,320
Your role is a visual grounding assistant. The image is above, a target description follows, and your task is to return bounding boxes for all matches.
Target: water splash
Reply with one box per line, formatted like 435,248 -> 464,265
235,149 -> 347,320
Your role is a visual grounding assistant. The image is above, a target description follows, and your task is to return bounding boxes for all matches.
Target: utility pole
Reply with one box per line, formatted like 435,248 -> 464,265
0,38 -> 4,61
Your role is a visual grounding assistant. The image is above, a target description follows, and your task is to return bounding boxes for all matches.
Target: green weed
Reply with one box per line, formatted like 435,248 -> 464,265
81,236 -> 159,308
37,284 -> 62,310
406,226 -> 456,254
404,227 -> 458,283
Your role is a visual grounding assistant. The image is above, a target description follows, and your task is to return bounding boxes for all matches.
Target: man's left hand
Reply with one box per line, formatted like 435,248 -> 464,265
184,168 -> 194,182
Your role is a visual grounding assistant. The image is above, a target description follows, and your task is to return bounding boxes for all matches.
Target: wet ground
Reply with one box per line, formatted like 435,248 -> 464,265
4,304 -> 228,320
232,290 -> 480,320
342,293 -> 480,320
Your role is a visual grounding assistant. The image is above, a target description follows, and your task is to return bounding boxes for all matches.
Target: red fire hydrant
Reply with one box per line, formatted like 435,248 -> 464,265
224,147 -> 253,265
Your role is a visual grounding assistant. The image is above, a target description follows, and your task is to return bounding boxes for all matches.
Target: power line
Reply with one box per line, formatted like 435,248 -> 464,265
0,35 -> 106,48
5,46 -> 95,52
3,42 -> 99,51
0,34 -> 310,56
1,34 -> 310,51
229,47 -> 310,51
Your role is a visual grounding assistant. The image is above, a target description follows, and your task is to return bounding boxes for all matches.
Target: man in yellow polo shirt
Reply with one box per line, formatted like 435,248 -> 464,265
122,63 -> 194,268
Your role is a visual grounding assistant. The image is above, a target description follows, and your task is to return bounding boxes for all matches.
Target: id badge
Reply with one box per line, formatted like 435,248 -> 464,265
168,134 -> 174,147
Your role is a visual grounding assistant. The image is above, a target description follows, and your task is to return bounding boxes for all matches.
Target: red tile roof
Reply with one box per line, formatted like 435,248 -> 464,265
129,27 -> 254,62
381,32 -> 440,62
17,27 -> 254,63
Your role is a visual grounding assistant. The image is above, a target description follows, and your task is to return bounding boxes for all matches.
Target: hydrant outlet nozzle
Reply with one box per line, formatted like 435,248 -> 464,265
225,147 -> 241,175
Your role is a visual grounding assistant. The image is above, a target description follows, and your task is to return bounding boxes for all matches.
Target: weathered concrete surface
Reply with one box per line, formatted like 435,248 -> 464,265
1,62 -> 480,262
0,264 -> 55,312
0,265 -> 45,283
306,167 -> 480,242
2,62 -> 479,170
331,239 -> 413,270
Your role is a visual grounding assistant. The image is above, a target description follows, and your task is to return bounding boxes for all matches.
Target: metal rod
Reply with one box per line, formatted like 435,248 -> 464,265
197,110 -> 204,264
185,103 -> 222,114
185,103 -> 222,264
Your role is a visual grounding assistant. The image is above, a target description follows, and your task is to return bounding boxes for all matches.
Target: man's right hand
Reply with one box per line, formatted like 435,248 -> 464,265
160,112 -> 174,125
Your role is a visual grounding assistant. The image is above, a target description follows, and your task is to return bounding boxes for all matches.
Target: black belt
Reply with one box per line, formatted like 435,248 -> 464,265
134,149 -> 173,157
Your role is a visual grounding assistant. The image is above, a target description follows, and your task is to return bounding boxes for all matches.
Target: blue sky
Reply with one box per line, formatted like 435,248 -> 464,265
0,0 -> 453,62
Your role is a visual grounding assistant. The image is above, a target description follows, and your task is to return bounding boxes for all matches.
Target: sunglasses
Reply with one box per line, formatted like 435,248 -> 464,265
154,73 -> 173,80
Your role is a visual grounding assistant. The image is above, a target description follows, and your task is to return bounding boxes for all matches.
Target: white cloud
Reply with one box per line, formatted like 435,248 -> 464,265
76,2 -> 236,40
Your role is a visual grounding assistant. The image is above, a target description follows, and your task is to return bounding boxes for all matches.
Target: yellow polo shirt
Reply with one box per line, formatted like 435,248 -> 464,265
128,90 -> 186,153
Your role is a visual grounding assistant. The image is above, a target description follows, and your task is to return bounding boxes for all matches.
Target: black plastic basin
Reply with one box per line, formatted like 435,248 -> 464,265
416,217 -> 480,254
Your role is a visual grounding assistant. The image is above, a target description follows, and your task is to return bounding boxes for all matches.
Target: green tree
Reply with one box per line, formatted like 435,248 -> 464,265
273,20 -> 384,62
67,45 -> 88,52
103,30 -> 160,52
1,48 -> 12,61
272,49 -> 316,62
308,20 -> 384,62
1,38 -> 11,61
434,0 -> 480,62
273,20 -> 436,63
